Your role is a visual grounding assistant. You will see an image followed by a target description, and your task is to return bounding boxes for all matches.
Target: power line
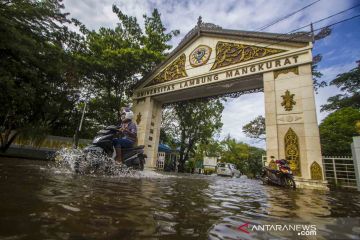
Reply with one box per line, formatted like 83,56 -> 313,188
256,0 -> 321,31
262,13 -> 360,49
289,3 -> 360,33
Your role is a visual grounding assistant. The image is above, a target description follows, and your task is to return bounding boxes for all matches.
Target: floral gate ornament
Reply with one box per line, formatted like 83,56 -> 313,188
146,54 -> 187,87
284,128 -> 301,176
136,112 -> 142,125
310,161 -> 323,180
210,41 -> 285,70
281,90 -> 296,111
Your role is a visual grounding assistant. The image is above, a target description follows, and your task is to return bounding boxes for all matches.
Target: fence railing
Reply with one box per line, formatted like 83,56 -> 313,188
156,152 -> 165,170
322,156 -> 357,188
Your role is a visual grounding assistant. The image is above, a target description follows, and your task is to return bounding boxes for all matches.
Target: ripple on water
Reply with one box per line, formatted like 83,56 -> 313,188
1,158 -> 360,239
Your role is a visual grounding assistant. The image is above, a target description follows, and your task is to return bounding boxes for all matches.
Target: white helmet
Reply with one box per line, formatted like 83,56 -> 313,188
121,107 -> 134,121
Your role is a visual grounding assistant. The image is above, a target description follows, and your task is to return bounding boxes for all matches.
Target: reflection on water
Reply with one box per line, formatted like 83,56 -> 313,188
0,158 -> 360,240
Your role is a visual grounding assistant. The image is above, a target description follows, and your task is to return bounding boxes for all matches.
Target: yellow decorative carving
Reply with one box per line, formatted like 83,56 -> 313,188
146,54 -> 187,86
285,128 -> 301,176
310,161 -> 323,180
268,160 -> 277,170
211,41 -> 285,70
274,66 -> 299,79
136,112 -> 142,125
281,90 -> 296,111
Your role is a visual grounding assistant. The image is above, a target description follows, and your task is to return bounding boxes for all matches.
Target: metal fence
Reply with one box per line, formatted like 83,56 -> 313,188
322,156 -> 357,189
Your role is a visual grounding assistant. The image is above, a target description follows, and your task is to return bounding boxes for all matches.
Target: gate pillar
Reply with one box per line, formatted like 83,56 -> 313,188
133,97 -> 162,168
264,64 -> 328,190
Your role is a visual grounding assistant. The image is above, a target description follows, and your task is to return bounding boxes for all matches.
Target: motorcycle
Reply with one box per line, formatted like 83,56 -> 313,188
261,159 -> 296,189
74,125 -> 146,174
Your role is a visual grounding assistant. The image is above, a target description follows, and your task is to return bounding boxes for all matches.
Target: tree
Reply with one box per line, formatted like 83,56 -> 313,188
221,136 -> 250,174
163,99 -> 224,172
321,61 -> 360,112
197,139 -> 223,158
319,107 -> 360,156
160,107 -> 179,149
75,5 -> 179,129
0,0 -> 84,152
220,136 -> 264,177
242,115 -> 266,141
247,146 -> 265,177
312,54 -> 327,92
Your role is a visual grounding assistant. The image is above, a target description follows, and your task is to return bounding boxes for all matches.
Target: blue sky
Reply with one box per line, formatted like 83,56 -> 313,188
63,0 -> 360,148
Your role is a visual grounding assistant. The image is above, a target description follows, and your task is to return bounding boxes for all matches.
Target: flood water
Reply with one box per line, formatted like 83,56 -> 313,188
1,157 -> 360,240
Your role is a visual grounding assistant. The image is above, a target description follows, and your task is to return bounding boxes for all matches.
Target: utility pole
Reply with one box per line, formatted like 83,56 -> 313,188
73,102 -> 87,149
310,22 -> 315,43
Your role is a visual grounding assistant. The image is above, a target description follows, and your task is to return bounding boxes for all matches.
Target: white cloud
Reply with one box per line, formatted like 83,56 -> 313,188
64,0 -> 353,36
219,92 -> 265,148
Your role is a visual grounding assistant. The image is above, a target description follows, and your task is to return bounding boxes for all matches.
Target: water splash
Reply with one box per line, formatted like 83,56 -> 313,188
52,148 -> 172,179
53,148 -> 136,177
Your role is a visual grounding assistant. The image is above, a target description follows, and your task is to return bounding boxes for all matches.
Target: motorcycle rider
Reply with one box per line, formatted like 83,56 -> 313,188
113,107 -> 137,164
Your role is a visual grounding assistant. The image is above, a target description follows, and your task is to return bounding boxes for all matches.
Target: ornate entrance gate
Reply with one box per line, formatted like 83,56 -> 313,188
132,21 -> 327,189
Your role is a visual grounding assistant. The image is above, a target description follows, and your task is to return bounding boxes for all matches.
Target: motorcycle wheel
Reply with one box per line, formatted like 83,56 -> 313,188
260,170 -> 268,185
139,157 -> 144,171
284,176 -> 296,189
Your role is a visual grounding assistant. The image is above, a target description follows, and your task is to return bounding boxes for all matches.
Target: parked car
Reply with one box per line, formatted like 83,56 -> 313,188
216,163 -> 241,177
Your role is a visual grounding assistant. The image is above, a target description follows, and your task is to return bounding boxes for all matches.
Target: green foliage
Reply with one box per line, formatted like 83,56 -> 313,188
75,5 -> 178,132
242,115 -> 266,141
319,107 -> 360,156
176,99 -> 223,172
221,136 -> 249,172
220,136 -> 265,177
160,108 -> 179,149
312,54 -> 327,92
247,145 -> 266,177
193,139 -> 223,161
321,62 -> 360,112
185,160 -> 195,173
162,99 -> 224,172
0,0 -> 83,152
143,9 -> 180,55
0,1 -> 179,151
161,98 -> 264,175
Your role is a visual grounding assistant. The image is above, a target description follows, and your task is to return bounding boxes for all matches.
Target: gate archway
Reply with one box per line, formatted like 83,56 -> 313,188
132,21 -> 327,189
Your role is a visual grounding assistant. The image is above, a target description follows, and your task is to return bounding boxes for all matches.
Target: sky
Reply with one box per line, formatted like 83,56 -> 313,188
63,0 -> 360,148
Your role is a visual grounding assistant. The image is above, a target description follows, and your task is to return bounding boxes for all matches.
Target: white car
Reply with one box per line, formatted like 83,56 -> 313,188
216,163 -> 241,177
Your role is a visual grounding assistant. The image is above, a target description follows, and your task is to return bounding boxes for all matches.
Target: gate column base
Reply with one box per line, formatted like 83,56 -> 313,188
294,177 -> 329,190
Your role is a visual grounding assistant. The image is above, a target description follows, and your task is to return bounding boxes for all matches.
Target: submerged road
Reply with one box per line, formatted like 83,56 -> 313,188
0,157 -> 359,239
